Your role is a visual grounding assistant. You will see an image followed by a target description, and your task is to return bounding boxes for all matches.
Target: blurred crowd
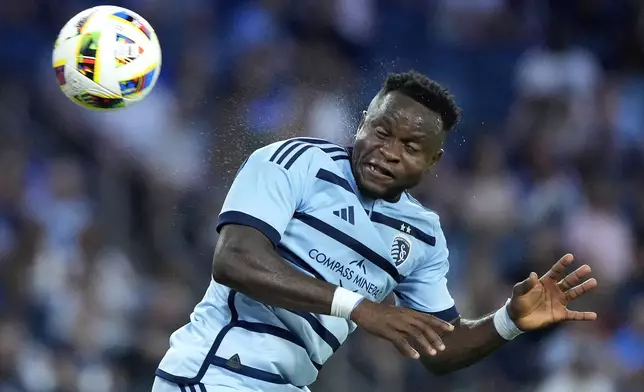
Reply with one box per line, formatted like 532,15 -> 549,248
1,0 -> 644,391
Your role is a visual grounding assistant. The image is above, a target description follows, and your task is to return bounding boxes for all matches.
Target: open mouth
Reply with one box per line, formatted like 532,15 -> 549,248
365,162 -> 395,179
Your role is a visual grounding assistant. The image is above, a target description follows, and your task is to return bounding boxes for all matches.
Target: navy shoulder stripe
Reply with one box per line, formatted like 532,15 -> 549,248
269,138 -> 349,169
315,169 -> 354,194
370,211 -> 436,247
274,141 -> 304,165
319,146 -> 346,154
284,144 -> 315,170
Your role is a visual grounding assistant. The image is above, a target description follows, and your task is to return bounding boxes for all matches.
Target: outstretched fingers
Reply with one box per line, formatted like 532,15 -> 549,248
564,278 -> 598,301
558,264 -> 593,291
545,254 -> 575,281
566,309 -> 598,321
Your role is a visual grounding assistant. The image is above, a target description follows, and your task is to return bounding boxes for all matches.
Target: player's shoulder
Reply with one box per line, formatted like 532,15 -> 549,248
398,192 -> 448,259
249,137 -> 350,170
401,191 -> 442,231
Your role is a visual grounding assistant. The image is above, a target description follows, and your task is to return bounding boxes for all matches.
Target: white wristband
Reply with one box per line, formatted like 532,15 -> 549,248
493,299 -> 523,340
331,287 -> 365,320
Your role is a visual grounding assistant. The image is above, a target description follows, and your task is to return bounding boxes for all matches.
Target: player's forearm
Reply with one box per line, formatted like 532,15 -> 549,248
215,246 -> 337,314
420,314 -> 507,375
212,227 -> 338,315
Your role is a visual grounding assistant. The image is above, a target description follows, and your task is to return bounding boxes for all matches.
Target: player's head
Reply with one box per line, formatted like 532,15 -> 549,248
352,70 -> 461,201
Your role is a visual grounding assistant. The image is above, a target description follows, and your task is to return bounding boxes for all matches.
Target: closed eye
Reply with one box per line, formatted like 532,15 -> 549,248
405,143 -> 420,153
375,127 -> 388,138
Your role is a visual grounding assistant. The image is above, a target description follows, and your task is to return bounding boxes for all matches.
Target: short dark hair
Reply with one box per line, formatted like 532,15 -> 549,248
380,70 -> 461,132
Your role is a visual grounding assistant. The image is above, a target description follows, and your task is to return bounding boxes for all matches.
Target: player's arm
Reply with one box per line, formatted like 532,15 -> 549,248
381,291 -> 506,373
212,144 -> 453,356
215,223 -> 453,352
422,256 -> 596,374
410,259 -> 596,375
391,226 -> 597,375
212,146 -> 337,314
213,224 -> 339,315
418,310 -> 506,374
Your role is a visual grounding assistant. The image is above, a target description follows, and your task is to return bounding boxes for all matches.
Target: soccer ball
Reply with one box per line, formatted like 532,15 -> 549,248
52,6 -> 161,110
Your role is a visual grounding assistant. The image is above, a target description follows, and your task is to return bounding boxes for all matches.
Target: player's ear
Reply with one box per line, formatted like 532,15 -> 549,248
426,149 -> 443,170
435,149 -> 444,163
359,110 -> 367,127
356,110 -> 367,136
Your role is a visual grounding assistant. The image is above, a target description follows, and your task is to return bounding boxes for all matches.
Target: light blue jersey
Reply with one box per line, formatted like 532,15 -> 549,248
155,138 -> 459,391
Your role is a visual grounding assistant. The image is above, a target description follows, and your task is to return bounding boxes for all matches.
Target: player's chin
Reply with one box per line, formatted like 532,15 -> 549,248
358,168 -> 397,198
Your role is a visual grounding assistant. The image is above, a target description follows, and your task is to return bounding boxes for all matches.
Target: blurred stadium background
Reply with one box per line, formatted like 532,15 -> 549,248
1,0 -> 644,391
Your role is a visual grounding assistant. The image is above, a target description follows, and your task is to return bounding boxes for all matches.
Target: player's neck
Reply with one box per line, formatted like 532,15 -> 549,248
381,192 -> 402,204
355,181 -> 403,204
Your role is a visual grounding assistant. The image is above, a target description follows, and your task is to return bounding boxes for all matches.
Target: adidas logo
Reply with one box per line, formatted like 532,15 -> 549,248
227,354 -> 242,369
333,206 -> 355,225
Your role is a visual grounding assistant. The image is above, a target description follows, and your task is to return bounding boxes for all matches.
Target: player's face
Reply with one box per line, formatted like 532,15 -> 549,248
352,91 -> 444,201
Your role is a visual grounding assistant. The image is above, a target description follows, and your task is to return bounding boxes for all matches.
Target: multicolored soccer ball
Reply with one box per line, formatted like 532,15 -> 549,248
52,6 -> 162,110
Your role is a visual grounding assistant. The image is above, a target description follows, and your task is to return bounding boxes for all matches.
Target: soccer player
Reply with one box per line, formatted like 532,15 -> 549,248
152,71 -> 598,392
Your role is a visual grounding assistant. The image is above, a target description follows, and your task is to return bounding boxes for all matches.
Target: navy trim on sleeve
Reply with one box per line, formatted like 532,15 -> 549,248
429,306 -> 460,322
394,290 -> 459,322
217,211 -> 281,247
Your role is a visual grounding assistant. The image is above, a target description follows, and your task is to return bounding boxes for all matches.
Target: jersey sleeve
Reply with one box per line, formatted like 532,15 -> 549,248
393,222 -> 459,322
216,143 -> 311,246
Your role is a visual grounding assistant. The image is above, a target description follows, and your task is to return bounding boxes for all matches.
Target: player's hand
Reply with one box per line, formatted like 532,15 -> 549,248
507,253 -> 598,331
351,300 -> 454,359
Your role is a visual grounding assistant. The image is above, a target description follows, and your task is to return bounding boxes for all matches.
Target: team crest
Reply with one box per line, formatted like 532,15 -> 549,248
391,236 -> 412,266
